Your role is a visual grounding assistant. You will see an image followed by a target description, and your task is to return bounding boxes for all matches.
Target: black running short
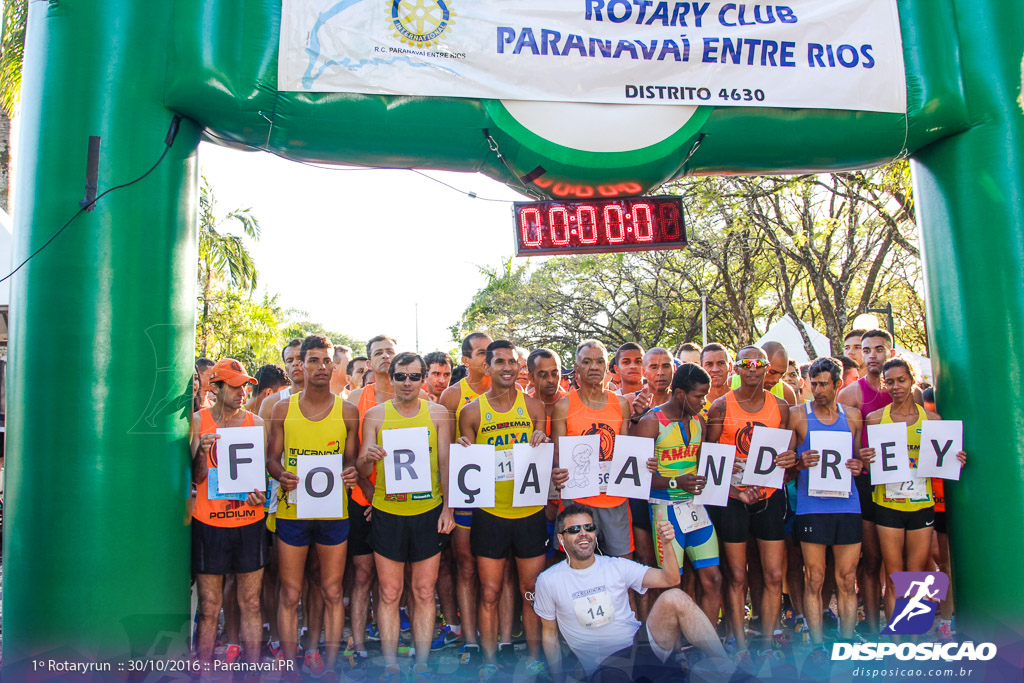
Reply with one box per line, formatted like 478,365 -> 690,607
872,504 -> 934,531
707,489 -> 787,544
471,509 -> 550,560
192,518 -> 268,575
347,497 -> 374,557
370,504 -> 447,563
795,513 -> 863,546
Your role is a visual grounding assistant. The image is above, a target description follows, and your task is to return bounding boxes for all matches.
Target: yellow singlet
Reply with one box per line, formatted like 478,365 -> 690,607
872,403 -> 933,511
477,391 -> 540,520
456,377 -> 486,427
373,399 -> 442,516
277,394 -> 348,521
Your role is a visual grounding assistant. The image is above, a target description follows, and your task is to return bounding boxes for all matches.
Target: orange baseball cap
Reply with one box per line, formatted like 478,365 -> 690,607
209,358 -> 258,387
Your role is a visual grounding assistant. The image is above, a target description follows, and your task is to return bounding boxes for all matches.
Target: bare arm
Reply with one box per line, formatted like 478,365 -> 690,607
430,402 -> 456,533
540,617 -> 563,683
356,405 -> 386,478
706,397 -> 727,443
550,396 -> 570,489
642,510 -> 681,588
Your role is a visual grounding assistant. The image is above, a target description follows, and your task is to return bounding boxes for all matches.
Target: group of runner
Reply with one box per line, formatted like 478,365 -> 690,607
190,327 -> 963,681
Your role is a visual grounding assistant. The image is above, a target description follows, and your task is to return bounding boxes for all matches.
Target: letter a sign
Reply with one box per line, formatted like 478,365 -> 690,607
382,426 -> 432,494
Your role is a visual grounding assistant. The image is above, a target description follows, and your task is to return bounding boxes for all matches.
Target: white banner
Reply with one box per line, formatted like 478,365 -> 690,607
916,421 -> 963,481
280,0 -> 906,113
449,444 -> 496,508
740,426 -> 791,490
215,426 -> 266,495
382,427 -> 433,494
296,455 -> 347,519
513,442 -> 555,508
809,430 -> 854,496
691,442 -> 735,508
559,434 -> 602,500
605,435 -> 653,500
867,422 -> 912,486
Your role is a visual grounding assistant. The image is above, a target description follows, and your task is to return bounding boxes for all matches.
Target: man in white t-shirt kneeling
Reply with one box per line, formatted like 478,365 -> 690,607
534,501 -> 734,682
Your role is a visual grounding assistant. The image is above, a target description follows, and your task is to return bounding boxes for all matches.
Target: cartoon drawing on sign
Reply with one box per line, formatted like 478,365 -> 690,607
566,444 -> 593,489
888,575 -> 939,631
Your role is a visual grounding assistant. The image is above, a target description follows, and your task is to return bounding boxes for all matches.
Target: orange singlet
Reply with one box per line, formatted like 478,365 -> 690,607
351,384 -> 380,506
720,390 -> 783,501
193,408 -> 264,527
565,389 -> 625,509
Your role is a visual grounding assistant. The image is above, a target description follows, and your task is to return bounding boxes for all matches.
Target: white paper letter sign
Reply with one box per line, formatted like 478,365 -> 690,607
916,421 -> 963,480
559,435 -> 601,500
867,423 -> 912,485
216,426 -> 266,495
692,443 -> 735,508
513,442 -> 554,508
809,431 -> 854,495
296,455 -> 345,519
605,435 -> 653,500
448,444 -> 495,508
741,427 -> 792,490
382,427 -> 432,494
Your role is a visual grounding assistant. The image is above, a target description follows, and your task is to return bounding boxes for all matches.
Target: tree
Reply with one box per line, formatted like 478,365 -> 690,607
0,0 -> 27,211
453,162 -> 929,360
197,175 -> 261,356
281,318 -> 364,356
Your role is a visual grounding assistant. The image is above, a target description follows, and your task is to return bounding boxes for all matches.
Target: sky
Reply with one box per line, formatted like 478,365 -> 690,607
198,142 -> 535,355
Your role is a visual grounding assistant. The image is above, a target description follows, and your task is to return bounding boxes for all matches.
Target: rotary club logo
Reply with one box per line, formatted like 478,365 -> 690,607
388,0 -> 455,48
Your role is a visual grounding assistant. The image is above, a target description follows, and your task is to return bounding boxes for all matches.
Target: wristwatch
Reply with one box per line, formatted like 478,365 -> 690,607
668,477 -> 679,490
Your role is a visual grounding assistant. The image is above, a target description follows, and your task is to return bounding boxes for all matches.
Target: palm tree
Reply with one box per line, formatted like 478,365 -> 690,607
0,0 -> 27,212
197,175 -> 261,356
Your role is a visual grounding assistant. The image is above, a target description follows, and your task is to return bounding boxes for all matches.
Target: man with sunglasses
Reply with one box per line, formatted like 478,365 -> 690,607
458,340 -> 552,681
534,502 -> 731,681
706,346 -> 797,669
358,352 -> 455,683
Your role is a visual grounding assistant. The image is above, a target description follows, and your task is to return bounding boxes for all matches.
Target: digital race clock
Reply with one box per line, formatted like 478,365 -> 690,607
513,196 -> 686,256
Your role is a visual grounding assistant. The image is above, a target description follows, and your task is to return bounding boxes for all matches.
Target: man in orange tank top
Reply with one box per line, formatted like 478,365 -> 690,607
190,358 -> 267,669
705,345 -> 797,666
551,339 -> 634,558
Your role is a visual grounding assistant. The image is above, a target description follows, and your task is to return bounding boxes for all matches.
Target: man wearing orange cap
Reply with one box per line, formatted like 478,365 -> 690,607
190,358 -> 268,670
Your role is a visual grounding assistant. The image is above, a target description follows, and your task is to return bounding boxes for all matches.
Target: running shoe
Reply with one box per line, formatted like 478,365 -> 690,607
366,623 -> 381,642
524,659 -> 551,682
303,650 -> 326,679
457,644 -> 481,680
734,649 -> 756,674
379,665 -> 401,683
223,644 -> 241,664
412,664 -> 435,682
800,647 -> 832,681
400,608 -> 412,632
938,619 -> 954,642
497,643 -> 517,670
478,663 -> 501,682
431,624 -> 461,651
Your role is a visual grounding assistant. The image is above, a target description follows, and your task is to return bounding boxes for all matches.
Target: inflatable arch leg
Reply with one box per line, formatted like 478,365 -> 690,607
910,0 -> 1024,653
3,0 -> 199,667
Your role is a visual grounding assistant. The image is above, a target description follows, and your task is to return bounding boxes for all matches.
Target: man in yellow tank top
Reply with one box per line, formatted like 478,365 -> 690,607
267,335 -> 359,678
457,340 -> 552,681
438,331 -> 493,668
358,352 -> 455,683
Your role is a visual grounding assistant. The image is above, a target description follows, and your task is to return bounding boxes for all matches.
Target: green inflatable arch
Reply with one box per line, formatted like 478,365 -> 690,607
4,0 -> 1022,672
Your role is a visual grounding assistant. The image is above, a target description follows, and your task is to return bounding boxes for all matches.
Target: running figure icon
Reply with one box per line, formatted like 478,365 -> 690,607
888,574 -> 940,630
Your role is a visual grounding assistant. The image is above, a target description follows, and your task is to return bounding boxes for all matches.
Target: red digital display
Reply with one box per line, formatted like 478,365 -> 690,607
513,196 -> 686,256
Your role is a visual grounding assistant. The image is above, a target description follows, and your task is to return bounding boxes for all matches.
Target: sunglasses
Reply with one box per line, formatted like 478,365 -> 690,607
393,372 -> 423,382
735,359 -> 769,370
561,523 -> 597,535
